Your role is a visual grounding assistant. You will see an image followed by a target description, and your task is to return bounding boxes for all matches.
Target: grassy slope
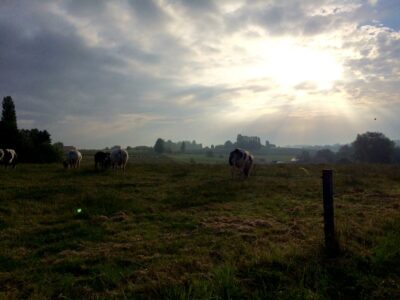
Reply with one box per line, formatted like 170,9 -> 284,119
0,160 -> 400,299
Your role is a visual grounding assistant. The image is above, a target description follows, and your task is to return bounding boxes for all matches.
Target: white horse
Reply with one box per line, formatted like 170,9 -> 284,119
63,150 -> 82,168
110,147 -> 129,171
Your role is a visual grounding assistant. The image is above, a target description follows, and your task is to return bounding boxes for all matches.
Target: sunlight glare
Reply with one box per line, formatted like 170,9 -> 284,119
248,39 -> 343,90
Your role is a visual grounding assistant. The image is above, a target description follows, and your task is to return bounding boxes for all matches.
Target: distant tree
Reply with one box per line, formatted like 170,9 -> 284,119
336,145 -> 354,163
53,142 -> 64,157
393,147 -> 400,164
314,149 -> 335,163
53,142 -> 64,149
265,140 -> 276,148
352,132 -> 395,163
180,142 -> 186,153
296,150 -> 311,163
154,138 -> 165,154
30,129 -> 51,145
0,96 -> 19,148
18,129 -> 63,163
133,146 -> 152,152
224,140 -> 233,149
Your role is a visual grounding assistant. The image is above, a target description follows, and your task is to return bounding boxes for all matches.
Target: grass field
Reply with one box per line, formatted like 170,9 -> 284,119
1,159 -> 400,299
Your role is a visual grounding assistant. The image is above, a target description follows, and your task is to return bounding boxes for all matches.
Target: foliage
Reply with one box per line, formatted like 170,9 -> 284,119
18,129 -> 63,163
296,150 -> 311,163
393,147 -> 400,164
0,96 -> 62,163
314,149 -> 336,163
352,132 -> 395,163
180,141 -> 186,153
0,96 -> 19,149
154,138 -> 165,154
224,140 -> 234,149
1,96 -> 17,129
336,144 -> 354,163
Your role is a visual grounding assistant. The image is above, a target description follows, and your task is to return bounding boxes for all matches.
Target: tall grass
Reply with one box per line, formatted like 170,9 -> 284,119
0,162 -> 399,299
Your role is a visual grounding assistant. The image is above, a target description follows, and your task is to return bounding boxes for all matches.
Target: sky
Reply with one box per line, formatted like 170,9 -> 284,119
0,0 -> 399,148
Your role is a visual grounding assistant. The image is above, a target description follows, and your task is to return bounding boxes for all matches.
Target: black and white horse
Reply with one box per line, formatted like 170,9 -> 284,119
229,148 -> 254,179
0,149 -> 18,168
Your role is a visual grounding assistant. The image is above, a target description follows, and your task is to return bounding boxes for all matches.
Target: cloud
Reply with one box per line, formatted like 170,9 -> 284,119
340,25 -> 400,104
0,0 -> 399,147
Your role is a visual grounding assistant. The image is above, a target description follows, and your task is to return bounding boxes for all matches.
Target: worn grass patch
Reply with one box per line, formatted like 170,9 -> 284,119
0,162 -> 399,299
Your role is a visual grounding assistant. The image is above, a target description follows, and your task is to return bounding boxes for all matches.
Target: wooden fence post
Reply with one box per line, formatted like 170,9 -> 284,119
322,169 -> 338,255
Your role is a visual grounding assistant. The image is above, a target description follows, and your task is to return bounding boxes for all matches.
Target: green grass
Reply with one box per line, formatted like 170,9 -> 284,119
0,161 -> 399,299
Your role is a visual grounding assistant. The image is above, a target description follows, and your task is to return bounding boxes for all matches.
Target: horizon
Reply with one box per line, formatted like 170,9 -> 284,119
65,134 -> 400,150
1,0 -> 399,149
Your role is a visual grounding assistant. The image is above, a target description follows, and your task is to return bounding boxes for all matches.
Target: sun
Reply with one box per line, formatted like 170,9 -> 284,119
192,35 -> 344,92
246,39 -> 343,90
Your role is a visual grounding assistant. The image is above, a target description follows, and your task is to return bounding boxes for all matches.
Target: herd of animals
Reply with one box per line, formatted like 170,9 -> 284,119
64,147 -> 129,170
0,147 -> 254,178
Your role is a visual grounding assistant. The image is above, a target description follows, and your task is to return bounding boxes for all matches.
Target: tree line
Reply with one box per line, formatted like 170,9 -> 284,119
296,132 -> 400,164
154,132 -> 400,165
153,134 -> 275,154
0,96 -> 63,163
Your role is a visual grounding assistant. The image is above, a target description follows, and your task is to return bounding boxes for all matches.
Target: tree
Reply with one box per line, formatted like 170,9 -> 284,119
336,145 -> 354,163
296,150 -> 311,163
224,140 -> 233,149
154,138 -> 165,154
18,129 -> 63,163
314,149 -> 335,163
352,132 -> 395,163
393,147 -> 400,164
180,142 -> 186,153
1,96 -> 17,129
0,96 -> 19,148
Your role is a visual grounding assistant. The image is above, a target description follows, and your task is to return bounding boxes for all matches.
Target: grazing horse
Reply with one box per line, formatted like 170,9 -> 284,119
0,149 -> 18,168
94,151 -> 111,169
110,147 -> 129,171
229,148 -> 254,179
63,150 -> 82,169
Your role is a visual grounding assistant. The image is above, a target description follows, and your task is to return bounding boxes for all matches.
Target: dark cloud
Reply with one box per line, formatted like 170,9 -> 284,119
225,0 -> 352,37
126,0 -> 171,29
